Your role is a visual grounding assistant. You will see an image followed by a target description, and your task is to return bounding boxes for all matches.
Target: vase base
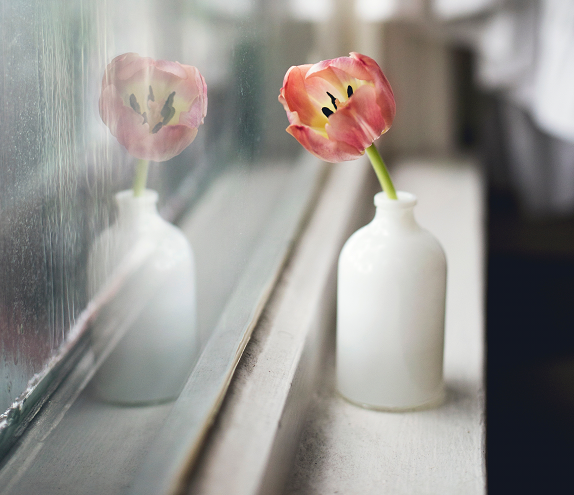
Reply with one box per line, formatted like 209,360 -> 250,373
337,387 -> 445,412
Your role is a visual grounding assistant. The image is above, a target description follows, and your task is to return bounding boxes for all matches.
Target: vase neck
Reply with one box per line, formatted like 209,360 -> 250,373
373,191 -> 418,229
115,189 -> 159,223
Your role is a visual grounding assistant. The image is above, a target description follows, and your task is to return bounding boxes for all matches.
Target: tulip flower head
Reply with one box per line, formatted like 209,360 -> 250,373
279,52 -> 397,198
99,53 -> 207,196
99,53 -> 208,163
279,52 -> 395,163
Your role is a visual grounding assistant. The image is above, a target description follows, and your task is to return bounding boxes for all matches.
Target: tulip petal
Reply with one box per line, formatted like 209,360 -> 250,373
287,124 -> 363,163
303,68 -> 348,109
195,70 -> 208,118
113,54 -> 154,83
282,65 -> 326,128
278,93 -> 302,127
349,52 -> 396,127
308,55 -> 372,84
326,85 -> 388,151
99,84 -> 144,137
126,125 -> 198,162
154,59 -> 189,79
180,94 -> 205,129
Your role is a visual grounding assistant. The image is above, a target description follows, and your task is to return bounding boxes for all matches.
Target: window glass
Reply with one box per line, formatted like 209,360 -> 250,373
0,0 -> 320,466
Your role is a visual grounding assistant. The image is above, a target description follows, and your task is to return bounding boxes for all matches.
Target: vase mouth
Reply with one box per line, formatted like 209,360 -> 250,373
115,189 -> 158,205
374,191 -> 417,208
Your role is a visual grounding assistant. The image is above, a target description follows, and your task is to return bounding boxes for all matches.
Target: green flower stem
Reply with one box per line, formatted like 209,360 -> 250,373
133,159 -> 149,197
365,143 -> 397,200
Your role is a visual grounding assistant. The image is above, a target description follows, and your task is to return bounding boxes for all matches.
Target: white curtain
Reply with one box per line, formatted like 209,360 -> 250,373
437,0 -> 574,215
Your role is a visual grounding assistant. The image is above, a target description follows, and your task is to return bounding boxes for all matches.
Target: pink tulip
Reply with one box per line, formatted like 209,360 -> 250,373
278,52 -> 395,163
99,53 -> 208,162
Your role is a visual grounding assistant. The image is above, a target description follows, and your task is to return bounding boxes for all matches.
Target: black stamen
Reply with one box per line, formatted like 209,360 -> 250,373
163,107 -> 175,125
322,107 -> 334,118
326,91 -> 337,110
152,122 -> 163,134
129,94 -> 141,114
148,86 -> 155,102
347,85 -> 353,98
141,112 -> 148,125
161,91 -> 176,124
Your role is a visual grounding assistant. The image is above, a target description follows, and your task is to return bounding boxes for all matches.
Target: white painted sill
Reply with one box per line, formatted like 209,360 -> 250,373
0,158 -> 325,495
186,157 -> 486,495
0,156 -> 483,495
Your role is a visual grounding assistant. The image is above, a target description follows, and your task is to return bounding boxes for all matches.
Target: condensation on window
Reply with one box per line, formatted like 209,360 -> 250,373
0,0 -> 312,428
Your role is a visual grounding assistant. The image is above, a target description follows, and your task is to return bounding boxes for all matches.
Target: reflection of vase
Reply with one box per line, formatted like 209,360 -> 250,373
336,191 -> 447,411
88,189 -> 198,405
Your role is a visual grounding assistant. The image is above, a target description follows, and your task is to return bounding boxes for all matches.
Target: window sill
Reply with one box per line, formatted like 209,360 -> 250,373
0,156 -> 484,495
186,157 -> 486,495
0,157 -> 325,495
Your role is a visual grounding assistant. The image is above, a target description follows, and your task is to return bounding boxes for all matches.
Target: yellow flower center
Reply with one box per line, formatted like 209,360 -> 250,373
321,85 -> 354,119
127,86 -> 177,134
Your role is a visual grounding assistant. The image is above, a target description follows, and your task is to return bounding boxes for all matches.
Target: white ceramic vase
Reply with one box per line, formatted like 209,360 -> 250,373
336,191 -> 447,411
88,189 -> 199,405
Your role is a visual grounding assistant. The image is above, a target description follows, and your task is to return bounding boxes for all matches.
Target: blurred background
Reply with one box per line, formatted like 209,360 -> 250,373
358,2 -> 574,493
1,0 -> 574,492
363,2 -> 574,493
303,1 -> 574,491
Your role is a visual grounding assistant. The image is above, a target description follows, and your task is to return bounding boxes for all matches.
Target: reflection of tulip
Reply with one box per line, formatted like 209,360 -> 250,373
99,53 -> 208,162
278,52 -> 395,163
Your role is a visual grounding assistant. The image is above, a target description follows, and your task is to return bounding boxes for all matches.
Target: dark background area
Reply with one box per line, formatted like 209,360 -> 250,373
451,46 -> 574,493
487,190 -> 574,493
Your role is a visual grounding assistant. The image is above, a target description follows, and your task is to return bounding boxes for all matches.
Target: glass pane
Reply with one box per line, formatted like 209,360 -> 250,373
0,0 -> 321,470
